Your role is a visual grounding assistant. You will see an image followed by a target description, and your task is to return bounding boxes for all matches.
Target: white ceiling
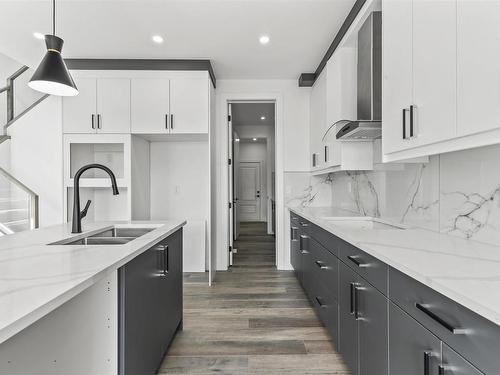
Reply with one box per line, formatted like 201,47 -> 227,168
0,0 -> 355,80
232,103 -> 275,126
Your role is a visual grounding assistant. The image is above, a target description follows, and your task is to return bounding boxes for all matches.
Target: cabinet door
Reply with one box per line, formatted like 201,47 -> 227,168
457,1 -> 500,136
119,247 -> 163,375
310,71 -> 327,168
381,0 -> 412,154
358,280 -> 388,375
169,78 -> 209,133
131,78 -> 170,134
441,344 -> 484,375
62,77 -> 97,134
300,233 -> 314,299
389,303 -> 441,375
412,0 -> 456,146
96,78 -> 131,133
339,262 -> 359,375
290,223 -> 300,272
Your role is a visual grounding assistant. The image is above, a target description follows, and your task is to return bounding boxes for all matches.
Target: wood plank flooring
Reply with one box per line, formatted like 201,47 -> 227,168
159,222 -> 349,374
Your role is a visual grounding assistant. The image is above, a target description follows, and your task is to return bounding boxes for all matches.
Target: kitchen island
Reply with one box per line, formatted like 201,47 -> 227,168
0,220 -> 185,375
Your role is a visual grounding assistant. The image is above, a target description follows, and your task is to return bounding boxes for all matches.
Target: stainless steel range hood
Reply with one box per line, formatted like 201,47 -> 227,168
325,11 -> 382,142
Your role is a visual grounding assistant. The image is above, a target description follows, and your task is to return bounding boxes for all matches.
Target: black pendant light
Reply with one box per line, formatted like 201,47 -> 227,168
28,0 -> 78,96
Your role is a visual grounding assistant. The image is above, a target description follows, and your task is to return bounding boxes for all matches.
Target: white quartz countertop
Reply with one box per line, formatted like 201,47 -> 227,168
0,220 -> 186,344
289,206 -> 500,327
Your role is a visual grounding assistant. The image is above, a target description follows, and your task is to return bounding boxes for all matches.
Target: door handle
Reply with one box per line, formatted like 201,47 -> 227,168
163,245 -> 169,275
170,114 -> 174,130
91,114 -> 96,129
415,303 -> 467,335
402,108 -> 409,139
155,244 -> 168,276
165,114 -> 169,129
97,114 -> 102,129
410,105 -> 415,138
350,282 -> 356,315
315,260 -> 328,270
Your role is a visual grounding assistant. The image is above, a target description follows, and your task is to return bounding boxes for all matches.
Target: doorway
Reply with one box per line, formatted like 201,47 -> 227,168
227,101 -> 276,267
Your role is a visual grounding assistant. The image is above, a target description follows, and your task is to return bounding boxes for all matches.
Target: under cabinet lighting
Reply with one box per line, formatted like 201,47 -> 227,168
235,138 -> 240,142
252,138 -> 257,141
260,116 -> 266,120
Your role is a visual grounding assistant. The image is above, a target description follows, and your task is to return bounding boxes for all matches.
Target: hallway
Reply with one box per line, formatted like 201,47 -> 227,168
160,222 -> 349,374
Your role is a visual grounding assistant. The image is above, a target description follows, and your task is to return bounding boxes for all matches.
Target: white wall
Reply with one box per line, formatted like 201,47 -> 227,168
216,80 -> 311,270
9,96 -> 64,227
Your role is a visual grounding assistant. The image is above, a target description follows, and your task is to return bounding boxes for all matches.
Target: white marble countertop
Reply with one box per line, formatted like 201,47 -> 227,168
289,206 -> 500,327
0,220 -> 186,344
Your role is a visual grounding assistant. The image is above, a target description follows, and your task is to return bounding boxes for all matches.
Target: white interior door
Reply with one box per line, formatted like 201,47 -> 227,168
239,162 -> 261,222
227,104 -> 234,265
233,131 -> 241,239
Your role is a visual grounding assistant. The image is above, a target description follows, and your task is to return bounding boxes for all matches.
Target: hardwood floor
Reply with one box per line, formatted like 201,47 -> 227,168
159,222 -> 349,374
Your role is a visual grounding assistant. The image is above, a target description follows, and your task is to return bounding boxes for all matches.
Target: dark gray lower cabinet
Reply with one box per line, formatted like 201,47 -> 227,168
441,344 -> 484,375
390,302 -> 441,375
339,262 -> 359,375
290,218 -> 301,278
119,229 -> 183,375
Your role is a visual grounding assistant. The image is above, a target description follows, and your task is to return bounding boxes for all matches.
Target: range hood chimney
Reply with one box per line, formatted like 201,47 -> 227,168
324,11 -> 382,142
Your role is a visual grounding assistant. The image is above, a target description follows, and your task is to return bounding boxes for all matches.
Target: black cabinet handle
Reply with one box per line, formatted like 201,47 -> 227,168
291,226 -> 298,241
299,234 -> 309,252
354,285 -> 360,320
415,303 -> 466,335
97,114 -> 101,129
170,114 -> 174,129
300,222 -> 309,227
410,105 -> 415,138
165,114 -> 168,129
324,145 -> 328,163
402,108 -> 408,139
347,255 -> 368,268
315,260 -> 328,270
91,114 -> 96,129
350,282 -> 356,315
438,365 -> 445,375
424,351 -> 431,375
315,296 -> 327,309
301,250 -> 309,255
163,245 -> 169,275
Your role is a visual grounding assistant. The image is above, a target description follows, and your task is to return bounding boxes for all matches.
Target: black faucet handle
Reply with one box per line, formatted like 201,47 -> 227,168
80,200 -> 92,219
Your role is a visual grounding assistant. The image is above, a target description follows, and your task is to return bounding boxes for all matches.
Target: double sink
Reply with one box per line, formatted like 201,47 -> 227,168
52,227 -> 155,246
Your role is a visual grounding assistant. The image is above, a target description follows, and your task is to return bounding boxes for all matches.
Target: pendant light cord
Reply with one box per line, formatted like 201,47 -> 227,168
52,0 -> 55,35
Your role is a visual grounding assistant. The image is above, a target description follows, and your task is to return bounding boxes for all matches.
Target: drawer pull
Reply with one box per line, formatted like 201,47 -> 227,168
416,303 -> 467,335
315,260 -> 328,270
315,296 -> 327,308
347,255 -> 368,268
424,351 -> 431,375
299,234 -> 309,252
438,365 -> 447,375
350,282 -> 357,315
300,221 -> 309,227
291,226 -> 298,241
301,250 -> 309,255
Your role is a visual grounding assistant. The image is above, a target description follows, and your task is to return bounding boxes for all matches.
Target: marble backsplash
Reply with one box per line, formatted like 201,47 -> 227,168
285,143 -> 500,247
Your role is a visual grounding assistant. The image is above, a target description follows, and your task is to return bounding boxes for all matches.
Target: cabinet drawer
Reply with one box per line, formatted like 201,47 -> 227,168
389,268 -> 500,374
442,344 -> 484,375
310,222 -> 341,257
311,279 -> 339,349
309,237 -> 339,301
339,240 -> 388,295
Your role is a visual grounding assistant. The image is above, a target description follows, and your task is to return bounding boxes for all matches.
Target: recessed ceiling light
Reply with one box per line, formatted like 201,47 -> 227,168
33,32 -> 45,40
235,138 -> 240,142
259,35 -> 270,45
260,116 -> 266,120
252,138 -> 257,141
152,35 -> 164,44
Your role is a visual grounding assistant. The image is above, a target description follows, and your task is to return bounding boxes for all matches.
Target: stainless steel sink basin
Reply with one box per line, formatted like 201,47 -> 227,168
90,228 -> 154,238
49,227 -> 155,246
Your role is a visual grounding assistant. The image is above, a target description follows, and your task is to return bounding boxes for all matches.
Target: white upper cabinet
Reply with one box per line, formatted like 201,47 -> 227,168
412,0 -> 456,145
169,78 -> 209,134
131,78 -> 170,134
310,70 -> 327,169
382,0 -> 456,157
63,78 -> 97,134
131,78 -> 208,134
457,0 -> 500,136
63,78 -> 130,134
96,79 -> 131,134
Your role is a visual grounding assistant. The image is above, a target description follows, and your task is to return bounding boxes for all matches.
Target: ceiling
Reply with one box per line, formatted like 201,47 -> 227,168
0,0 -> 355,80
232,103 -> 275,127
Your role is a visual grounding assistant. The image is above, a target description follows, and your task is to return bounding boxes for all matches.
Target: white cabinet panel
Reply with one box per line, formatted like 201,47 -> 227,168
63,78 -> 96,134
457,0 -> 500,136
131,78 -> 170,134
382,0 -> 413,154
170,78 -> 208,134
96,79 -> 130,134
310,71 -> 327,168
412,0 -> 456,146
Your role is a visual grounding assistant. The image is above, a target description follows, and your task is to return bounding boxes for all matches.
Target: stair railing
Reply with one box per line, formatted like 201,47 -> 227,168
0,166 -> 39,230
